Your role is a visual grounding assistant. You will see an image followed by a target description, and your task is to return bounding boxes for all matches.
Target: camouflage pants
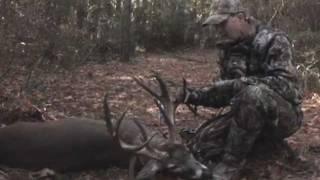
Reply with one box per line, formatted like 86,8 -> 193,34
224,83 -> 303,161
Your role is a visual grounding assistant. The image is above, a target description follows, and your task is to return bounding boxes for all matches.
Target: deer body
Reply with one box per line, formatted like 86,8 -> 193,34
0,74 -> 209,179
0,117 -> 188,174
0,118 -> 133,171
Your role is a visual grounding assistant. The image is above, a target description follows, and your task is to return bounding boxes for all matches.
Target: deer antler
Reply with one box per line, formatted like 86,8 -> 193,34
182,78 -> 199,117
104,94 -> 114,136
129,156 -> 138,180
103,94 -> 158,154
133,73 -> 178,144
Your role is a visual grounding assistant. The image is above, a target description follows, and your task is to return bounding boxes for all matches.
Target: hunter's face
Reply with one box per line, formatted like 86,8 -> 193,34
216,15 -> 246,41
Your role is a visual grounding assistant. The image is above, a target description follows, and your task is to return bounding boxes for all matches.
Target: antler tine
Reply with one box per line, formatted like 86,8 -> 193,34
183,78 -> 187,92
132,119 -> 149,143
153,73 -> 179,143
182,78 -> 199,117
115,111 -> 153,151
133,76 -> 161,101
154,99 -> 176,143
103,94 -> 114,136
116,112 -> 168,160
133,74 -> 178,143
129,156 -> 137,180
131,118 -> 162,154
133,108 -> 172,159
118,133 -> 157,152
153,73 -> 170,101
103,94 -> 165,159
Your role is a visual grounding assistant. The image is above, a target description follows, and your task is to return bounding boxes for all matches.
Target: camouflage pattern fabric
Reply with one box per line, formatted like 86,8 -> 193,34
185,25 -> 304,167
217,40 -> 249,79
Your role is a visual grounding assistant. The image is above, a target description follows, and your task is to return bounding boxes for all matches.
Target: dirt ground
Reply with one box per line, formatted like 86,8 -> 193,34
0,49 -> 319,179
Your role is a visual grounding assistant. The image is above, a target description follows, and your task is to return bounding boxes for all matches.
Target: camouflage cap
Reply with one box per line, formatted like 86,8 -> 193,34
202,0 -> 245,27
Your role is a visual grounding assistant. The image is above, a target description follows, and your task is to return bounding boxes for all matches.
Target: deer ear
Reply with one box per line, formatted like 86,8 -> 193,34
136,160 -> 163,180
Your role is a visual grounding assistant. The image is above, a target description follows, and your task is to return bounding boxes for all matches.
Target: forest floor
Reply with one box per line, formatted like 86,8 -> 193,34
0,49 -> 319,180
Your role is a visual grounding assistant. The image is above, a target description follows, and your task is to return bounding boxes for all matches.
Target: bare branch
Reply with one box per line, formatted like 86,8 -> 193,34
268,0 -> 286,25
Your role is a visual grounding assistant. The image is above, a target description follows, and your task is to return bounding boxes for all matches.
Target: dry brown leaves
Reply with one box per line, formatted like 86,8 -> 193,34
0,49 -> 319,179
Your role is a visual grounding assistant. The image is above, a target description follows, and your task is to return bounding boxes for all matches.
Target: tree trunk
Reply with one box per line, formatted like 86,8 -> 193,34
116,0 -> 122,13
120,0 -> 132,62
76,3 -> 87,29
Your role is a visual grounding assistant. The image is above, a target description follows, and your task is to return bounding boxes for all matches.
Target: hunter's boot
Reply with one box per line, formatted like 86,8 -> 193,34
211,120 -> 261,180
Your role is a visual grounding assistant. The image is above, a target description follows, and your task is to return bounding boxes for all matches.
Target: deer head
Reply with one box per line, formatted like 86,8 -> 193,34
104,73 -> 208,179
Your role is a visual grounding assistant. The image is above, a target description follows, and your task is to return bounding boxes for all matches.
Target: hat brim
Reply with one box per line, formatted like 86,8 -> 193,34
202,14 -> 229,27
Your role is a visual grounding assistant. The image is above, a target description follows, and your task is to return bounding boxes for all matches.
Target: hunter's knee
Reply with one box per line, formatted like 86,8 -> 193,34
231,85 -> 269,130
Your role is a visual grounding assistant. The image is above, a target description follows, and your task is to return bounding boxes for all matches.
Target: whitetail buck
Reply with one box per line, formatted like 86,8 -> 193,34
0,117 -> 132,171
0,74 -> 208,179
104,74 -> 208,179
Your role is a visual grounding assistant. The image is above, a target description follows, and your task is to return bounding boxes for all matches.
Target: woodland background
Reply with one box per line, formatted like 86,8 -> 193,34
0,0 -> 320,179
0,0 -> 319,94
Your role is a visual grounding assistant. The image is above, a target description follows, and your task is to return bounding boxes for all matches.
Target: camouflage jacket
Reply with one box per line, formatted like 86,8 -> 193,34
187,25 -> 304,107
217,40 -> 249,79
